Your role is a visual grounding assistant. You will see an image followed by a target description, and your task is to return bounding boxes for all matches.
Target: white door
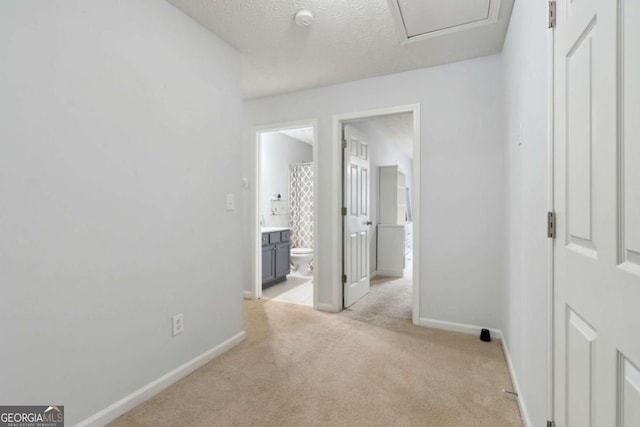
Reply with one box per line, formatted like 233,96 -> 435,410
553,0 -> 640,426
343,123 -> 371,307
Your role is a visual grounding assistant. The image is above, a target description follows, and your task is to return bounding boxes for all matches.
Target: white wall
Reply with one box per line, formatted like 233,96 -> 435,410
349,121 -> 413,275
501,0 -> 550,425
260,132 -> 313,228
244,54 -> 505,328
0,1 -> 243,424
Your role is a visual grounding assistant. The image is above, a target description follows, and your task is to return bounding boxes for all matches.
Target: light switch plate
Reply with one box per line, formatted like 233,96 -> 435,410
226,193 -> 235,211
172,313 -> 184,336
518,123 -> 524,146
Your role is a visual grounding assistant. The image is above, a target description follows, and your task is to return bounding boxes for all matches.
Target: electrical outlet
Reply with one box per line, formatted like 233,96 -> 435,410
172,313 -> 184,336
226,193 -> 235,211
517,123 -> 524,146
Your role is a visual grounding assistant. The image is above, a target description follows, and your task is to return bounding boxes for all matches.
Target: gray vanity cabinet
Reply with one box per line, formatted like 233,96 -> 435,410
262,229 -> 290,288
274,242 -> 290,279
262,245 -> 275,283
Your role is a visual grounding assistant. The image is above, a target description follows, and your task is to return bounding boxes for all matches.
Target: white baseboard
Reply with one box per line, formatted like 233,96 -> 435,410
418,317 -> 502,339
76,331 -> 246,427
317,303 -> 341,313
370,270 -> 378,279
243,290 -> 254,299
417,317 -> 531,427
500,334 -> 532,427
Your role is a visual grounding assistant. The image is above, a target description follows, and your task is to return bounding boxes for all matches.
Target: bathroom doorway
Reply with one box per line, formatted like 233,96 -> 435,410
251,121 -> 318,308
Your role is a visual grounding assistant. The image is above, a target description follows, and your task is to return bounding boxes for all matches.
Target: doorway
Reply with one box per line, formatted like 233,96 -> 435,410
251,121 -> 318,308
335,105 -> 420,324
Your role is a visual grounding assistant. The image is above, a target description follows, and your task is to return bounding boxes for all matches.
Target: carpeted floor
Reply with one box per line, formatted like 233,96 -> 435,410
109,276 -> 522,426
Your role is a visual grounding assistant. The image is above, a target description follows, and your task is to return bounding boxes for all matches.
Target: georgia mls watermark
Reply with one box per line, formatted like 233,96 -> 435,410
0,406 -> 64,427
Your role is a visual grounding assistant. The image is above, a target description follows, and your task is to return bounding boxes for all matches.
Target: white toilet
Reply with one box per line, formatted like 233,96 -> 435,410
290,248 -> 313,277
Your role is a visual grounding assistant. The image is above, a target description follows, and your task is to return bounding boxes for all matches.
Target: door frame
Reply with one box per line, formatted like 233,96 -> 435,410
547,20 -> 556,425
332,104 -> 421,324
250,119 -> 319,309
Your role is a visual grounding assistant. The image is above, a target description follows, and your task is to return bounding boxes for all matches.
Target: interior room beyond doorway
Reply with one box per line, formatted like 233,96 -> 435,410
340,108 -> 418,323
257,125 -> 316,307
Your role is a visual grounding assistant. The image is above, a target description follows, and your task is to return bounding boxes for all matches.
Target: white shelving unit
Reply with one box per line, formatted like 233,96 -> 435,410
377,165 -> 409,277
377,224 -> 406,277
379,165 -> 406,225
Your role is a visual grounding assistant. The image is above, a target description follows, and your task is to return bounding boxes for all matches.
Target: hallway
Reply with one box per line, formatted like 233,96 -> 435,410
111,285 -> 522,426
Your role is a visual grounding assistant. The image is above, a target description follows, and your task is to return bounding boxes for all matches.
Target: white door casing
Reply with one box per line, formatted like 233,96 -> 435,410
343,124 -> 371,307
252,120 -> 319,306
553,0 -> 640,426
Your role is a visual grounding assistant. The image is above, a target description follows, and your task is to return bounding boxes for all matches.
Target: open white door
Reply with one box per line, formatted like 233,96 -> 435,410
343,123 -> 371,307
553,0 -> 640,425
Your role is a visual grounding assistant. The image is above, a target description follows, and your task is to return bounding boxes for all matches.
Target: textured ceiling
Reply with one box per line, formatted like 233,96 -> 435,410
280,127 -> 313,144
167,0 -> 514,98
352,113 -> 414,159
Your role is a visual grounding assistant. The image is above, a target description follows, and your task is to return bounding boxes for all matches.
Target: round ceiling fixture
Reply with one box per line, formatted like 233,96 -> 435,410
294,9 -> 314,27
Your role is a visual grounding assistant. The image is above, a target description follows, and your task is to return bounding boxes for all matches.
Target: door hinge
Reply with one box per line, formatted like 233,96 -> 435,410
342,274 -> 347,284
342,139 -> 347,149
547,421 -> 555,427
547,211 -> 556,238
342,207 -> 347,216
548,0 -> 556,28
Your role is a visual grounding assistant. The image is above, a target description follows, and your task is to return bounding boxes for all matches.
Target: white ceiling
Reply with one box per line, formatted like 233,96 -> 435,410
279,127 -> 313,144
167,0 -> 514,98
352,113 -> 414,159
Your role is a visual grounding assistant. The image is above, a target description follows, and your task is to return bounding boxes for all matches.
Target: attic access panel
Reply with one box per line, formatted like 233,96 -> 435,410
394,0 -> 497,40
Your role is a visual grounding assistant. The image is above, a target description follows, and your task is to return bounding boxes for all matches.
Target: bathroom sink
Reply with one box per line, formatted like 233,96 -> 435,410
261,227 -> 290,233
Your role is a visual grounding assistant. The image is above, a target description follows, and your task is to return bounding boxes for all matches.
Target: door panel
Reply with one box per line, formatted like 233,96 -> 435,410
553,0 -> 640,425
621,0 -> 640,273
566,23 -> 595,254
262,245 -> 275,283
274,243 -> 290,278
566,308 -> 597,427
619,355 -> 640,427
343,124 -> 370,307
350,164 -> 358,215
360,167 -> 368,216
359,231 -> 367,281
348,232 -> 358,283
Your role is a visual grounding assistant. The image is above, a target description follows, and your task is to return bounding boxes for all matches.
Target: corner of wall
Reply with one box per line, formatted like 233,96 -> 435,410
76,332 -> 246,427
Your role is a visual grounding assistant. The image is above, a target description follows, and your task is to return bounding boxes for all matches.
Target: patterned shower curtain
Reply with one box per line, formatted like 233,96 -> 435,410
289,163 -> 313,249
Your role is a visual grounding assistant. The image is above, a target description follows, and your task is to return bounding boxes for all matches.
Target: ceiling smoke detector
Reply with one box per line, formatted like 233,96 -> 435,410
294,9 -> 314,27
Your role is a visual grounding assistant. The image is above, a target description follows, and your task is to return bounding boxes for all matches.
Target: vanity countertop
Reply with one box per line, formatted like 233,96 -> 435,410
261,227 -> 290,233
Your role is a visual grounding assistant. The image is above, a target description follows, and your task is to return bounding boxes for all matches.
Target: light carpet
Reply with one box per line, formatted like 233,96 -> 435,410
110,276 -> 522,426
